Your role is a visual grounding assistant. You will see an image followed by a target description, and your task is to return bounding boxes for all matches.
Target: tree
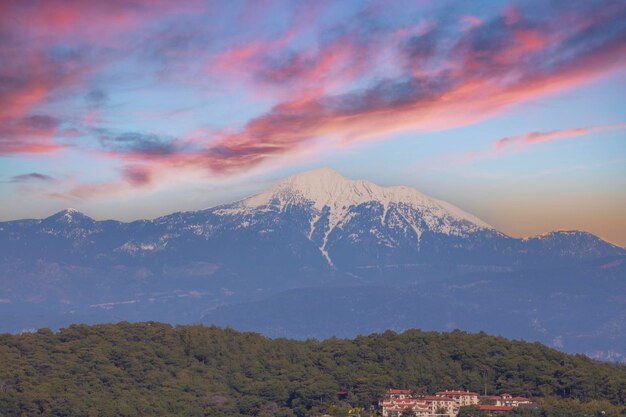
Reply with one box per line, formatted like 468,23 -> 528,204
401,407 -> 415,417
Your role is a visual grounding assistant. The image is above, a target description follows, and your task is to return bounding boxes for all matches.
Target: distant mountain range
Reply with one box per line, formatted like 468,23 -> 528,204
1,168 -> 624,361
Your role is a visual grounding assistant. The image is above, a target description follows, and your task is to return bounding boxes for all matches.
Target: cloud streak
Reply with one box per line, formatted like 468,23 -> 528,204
9,173 -> 56,183
98,132 -> 180,158
439,123 -> 626,168
495,124 -> 626,150
0,115 -> 67,155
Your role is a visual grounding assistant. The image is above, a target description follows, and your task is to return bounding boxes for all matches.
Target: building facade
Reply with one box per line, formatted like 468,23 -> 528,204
435,391 -> 480,407
480,393 -> 532,408
381,390 -> 457,417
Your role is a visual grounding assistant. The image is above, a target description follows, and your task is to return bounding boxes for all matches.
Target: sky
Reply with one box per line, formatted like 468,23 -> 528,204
1,0 -> 625,246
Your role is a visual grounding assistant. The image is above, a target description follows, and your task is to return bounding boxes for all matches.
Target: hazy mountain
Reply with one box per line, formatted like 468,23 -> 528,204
0,168 -> 624,360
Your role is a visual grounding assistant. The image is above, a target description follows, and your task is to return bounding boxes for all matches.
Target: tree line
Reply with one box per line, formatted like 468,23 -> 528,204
0,322 -> 624,417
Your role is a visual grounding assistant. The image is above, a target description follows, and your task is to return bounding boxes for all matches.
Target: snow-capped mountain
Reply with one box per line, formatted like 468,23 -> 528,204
220,168 -> 493,266
1,168 -> 624,360
239,167 -> 491,233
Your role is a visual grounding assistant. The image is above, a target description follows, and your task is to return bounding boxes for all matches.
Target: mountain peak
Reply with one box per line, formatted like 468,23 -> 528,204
283,166 -> 344,182
44,208 -> 94,225
241,167 -> 492,230
272,167 -> 352,199
529,230 -> 625,252
276,167 -> 360,205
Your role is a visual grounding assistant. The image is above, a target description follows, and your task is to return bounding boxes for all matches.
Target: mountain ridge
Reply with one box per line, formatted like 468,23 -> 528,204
0,168 -> 624,360
32,208 -> 623,250
15,167 -> 623,249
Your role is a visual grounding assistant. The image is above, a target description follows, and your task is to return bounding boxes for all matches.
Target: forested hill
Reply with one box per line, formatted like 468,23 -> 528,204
0,323 -> 624,417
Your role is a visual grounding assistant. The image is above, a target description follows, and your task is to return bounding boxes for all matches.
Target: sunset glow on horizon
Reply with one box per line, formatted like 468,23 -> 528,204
1,0 -> 625,245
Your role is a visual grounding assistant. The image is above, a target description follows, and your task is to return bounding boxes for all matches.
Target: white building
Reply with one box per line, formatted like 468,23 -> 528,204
381,390 -> 457,417
435,391 -> 480,407
480,393 -> 532,408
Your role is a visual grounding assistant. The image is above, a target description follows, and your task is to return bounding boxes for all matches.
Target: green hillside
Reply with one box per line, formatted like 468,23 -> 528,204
0,322 -> 624,417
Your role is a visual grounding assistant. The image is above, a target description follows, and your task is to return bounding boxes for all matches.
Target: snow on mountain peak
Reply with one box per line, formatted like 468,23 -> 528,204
45,208 -> 93,225
241,167 -> 492,231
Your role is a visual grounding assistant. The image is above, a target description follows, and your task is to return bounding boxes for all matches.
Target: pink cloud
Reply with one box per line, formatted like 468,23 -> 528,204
207,2 -> 320,82
441,123 -> 626,167
0,1 -> 205,156
495,124 -> 626,150
207,4 -> 376,101
9,1 -> 203,46
194,36 -> 626,174
0,115 -> 67,155
460,15 -> 482,29
502,6 -> 521,26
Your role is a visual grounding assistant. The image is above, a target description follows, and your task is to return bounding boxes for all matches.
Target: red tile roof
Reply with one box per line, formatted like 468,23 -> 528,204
481,396 -> 502,401
388,389 -> 412,394
478,405 -> 514,411
421,396 -> 456,402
